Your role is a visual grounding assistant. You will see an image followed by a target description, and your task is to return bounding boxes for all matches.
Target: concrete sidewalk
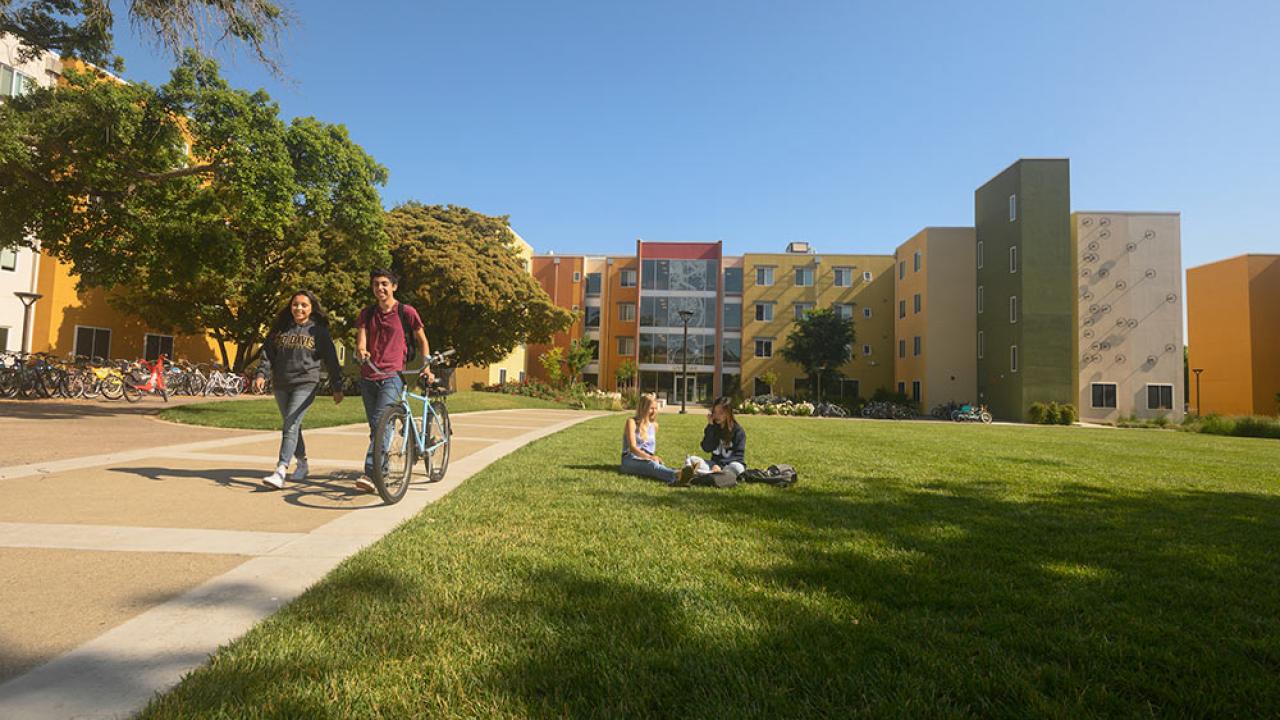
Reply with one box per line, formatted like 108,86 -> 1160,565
0,407 -> 603,720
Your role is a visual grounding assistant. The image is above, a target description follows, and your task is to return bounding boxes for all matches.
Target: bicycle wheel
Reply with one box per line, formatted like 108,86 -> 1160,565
371,403 -> 415,504
423,401 -> 451,483
121,382 -> 143,403
60,372 -> 86,399
100,375 -> 124,400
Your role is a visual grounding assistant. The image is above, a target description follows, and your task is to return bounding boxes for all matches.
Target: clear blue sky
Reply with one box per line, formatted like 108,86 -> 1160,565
113,0 -> 1279,269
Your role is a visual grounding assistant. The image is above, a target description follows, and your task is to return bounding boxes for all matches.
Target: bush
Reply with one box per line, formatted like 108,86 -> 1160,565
1229,416 -> 1280,439
1027,402 -> 1047,424
1027,401 -> 1076,425
1055,402 -> 1077,425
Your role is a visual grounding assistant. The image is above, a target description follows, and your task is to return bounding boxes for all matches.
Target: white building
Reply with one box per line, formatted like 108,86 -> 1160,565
1,34 -> 61,352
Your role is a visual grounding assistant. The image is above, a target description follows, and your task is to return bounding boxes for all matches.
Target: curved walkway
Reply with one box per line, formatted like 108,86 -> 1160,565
0,407 -> 603,720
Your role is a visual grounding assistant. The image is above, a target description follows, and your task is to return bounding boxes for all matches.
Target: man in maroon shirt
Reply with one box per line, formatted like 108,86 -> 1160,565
355,268 -> 432,493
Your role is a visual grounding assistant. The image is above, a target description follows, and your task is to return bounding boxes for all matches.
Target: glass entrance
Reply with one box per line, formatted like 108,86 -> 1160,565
674,374 -> 698,404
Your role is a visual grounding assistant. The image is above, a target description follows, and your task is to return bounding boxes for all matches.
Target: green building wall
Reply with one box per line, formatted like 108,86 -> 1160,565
975,159 -> 1074,421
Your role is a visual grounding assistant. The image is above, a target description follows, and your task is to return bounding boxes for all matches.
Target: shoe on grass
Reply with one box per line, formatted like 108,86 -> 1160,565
354,475 -> 378,494
262,466 -> 287,490
673,465 -> 695,487
289,459 -> 309,481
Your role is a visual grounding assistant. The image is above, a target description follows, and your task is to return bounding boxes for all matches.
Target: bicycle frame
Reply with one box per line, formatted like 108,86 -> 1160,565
394,382 -> 447,459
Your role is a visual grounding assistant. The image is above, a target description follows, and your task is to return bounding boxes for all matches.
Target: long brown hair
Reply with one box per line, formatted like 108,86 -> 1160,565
634,393 -> 658,433
711,396 -> 738,439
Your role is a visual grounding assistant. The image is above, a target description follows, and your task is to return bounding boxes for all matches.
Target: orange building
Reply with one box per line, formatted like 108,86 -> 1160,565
1186,254 -> 1280,416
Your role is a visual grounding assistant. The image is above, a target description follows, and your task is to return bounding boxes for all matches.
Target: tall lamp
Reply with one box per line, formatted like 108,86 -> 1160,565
677,308 -> 694,414
1192,368 -> 1204,416
13,292 -> 42,353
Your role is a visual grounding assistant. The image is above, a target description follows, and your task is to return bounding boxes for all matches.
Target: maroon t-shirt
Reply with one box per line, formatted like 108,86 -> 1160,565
359,302 -> 424,379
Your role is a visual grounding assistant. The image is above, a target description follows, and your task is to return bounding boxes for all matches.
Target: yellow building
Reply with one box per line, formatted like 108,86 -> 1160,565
1187,254 -> 1280,416
741,244 -> 895,400
454,228 -> 537,389
893,227 -> 977,409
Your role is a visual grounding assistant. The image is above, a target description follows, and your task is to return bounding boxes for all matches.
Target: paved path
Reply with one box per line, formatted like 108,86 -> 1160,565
0,406 -> 603,720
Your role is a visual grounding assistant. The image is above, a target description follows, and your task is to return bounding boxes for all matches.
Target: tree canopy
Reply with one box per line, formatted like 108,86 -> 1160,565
0,53 -> 389,369
1,0 -> 289,73
780,308 -> 855,399
385,203 -> 573,368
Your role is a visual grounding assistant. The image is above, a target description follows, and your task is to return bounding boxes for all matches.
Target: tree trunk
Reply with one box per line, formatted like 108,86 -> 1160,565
216,339 -> 230,370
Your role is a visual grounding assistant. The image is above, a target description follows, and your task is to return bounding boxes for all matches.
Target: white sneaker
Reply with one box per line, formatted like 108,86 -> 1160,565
262,465 -> 287,490
354,476 -> 378,494
289,459 -> 309,481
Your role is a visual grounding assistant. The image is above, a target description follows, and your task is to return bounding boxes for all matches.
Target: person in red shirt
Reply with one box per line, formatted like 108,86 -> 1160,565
354,268 -> 432,493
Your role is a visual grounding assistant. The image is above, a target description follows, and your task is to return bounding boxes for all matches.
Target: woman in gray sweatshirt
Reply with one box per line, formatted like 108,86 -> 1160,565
254,290 -> 345,489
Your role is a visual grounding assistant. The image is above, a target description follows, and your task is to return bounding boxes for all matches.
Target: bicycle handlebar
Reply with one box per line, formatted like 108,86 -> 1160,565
359,349 -> 455,378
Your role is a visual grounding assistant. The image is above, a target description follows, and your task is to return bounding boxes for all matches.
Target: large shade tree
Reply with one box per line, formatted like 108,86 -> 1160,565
0,54 -> 389,369
384,203 -> 573,367
1,0 -> 289,73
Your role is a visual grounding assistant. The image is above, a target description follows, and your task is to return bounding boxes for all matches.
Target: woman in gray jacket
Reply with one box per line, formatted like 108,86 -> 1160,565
253,290 -> 345,489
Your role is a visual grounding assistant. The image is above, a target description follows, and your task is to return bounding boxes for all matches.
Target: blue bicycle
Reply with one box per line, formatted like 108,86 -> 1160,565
364,349 -> 456,504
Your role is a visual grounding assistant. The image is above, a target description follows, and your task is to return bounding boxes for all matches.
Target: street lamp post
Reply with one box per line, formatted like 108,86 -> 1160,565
1192,368 -> 1204,416
677,309 -> 694,414
13,292 -> 42,353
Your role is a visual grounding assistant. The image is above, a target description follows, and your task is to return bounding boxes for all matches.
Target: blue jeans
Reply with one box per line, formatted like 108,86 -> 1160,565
620,453 -> 677,484
360,375 -> 404,475
274,383 -> 318,468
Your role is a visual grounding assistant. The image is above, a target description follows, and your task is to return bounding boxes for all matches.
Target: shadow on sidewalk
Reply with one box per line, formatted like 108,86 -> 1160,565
109,466 -> 379,509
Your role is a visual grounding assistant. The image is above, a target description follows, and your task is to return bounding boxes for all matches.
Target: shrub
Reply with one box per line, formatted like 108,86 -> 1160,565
1231,416 -> 1280,439
1055,402 -> 1078,425
1027,402 -> 1047,424
1198,414 -> 1237,437
1027,401 -> 1076,425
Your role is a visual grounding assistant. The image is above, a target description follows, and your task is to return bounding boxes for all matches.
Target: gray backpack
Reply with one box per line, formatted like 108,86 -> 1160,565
740,464 -> 798,487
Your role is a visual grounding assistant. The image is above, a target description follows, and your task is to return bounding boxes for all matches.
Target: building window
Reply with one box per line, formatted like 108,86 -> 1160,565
898,339 -> 906,358
724,267 -> 743,294
619,302 -> 636,322
585,273 -> 602,296
755,266 -> 774,286
620,269 -> 637,287
755,303 -> 774,322
828,303 -> 852,320
898,300 -> 906,319
724,302 -> 742,329
584,306 -> 601,328
978,286 -> 984,314
1,64 -> 35,98
753,377 -> 771,396
1010,295 -> 1018,324
74,326 -> 112,359
617,336 -> 635,356
0,327 -> 9,351
861,307 -> 871,319
834,267 -> 853,287
897,381 -> 906,395
840,378 -> 860,400
794,302 -> 814,320
977,331 -> 984,359
1010,345 -> 1019,373
913,293 -> 922,314
913,336 -> 921,356
754,338 -> 774,358
143,334 -> 174,361
573,271 -> 581,283
1147,384 -> 1174,410
1010,246 -> 1018,274
911,380 -> 921,403
898,261 -> 905,280
977,240 -> 984,269
862,344 -> 872,356
863,271 -> 873,282
0,248 -> 16,271
794,267 -> 814,287
1009,194 -> 1017,222
499,368 -> 508,384
722,337 -> 741,364
1092,383 -> 1118,408
913,251 -> 922,272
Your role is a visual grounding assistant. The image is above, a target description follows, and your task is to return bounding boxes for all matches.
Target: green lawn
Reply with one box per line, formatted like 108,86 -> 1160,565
157,390 -> 568,429
141,416 -> 1280,718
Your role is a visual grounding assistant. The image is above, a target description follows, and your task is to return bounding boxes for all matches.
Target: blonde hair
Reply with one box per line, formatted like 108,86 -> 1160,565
633,393 -> 658,432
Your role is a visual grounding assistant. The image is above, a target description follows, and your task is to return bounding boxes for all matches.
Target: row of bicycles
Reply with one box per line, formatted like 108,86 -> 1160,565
0,352 -> 257,402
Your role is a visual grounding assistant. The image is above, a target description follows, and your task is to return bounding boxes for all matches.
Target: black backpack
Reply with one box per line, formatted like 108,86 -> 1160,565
364,303 -> 417,363
740,464 -> 798,487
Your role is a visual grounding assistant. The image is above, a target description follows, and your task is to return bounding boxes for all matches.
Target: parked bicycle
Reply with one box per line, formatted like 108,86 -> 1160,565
951,404 -> 993,424
365,349 -> 456,504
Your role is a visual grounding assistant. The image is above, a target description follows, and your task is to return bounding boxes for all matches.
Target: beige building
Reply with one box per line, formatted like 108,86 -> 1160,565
741,244 -> 895,400
454,229 -> 534,388
893,227 -> 977,409
1073,212 -> 1184,422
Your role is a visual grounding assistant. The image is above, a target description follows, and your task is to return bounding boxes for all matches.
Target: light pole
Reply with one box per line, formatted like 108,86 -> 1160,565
1192,368 -> 1204,416
677,309 -> 694,414
13,292 -> 42,353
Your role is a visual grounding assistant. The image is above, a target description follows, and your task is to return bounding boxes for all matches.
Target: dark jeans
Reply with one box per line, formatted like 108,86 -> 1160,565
274,383 -> 318,468
360,374 -> 404,474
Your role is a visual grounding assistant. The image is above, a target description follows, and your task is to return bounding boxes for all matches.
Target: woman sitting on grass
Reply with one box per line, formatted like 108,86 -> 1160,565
619,393 -> 678,484
675,396 -> 747,485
